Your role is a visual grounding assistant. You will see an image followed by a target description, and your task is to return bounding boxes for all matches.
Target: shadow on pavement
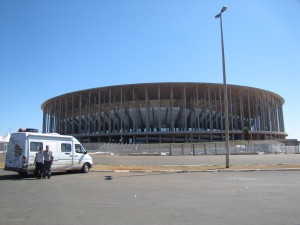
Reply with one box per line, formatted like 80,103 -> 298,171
0,170 -> 83,181
103,171 -> 186,180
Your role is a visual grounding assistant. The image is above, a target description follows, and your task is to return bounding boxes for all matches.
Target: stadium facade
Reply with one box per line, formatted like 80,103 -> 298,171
41,83 -> 287,143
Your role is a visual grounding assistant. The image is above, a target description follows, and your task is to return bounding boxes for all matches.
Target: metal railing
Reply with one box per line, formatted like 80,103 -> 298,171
82,141 -> 300,156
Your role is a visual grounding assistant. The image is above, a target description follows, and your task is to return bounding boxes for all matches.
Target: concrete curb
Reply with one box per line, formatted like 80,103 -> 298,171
90,168 -> 300,173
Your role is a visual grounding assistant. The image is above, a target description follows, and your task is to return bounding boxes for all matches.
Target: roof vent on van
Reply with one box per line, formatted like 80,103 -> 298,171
18,128 -> 38,133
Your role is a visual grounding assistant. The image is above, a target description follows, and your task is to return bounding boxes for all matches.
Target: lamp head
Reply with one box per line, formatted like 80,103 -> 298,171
215,6 -> 227,18
221,6 -> 227,13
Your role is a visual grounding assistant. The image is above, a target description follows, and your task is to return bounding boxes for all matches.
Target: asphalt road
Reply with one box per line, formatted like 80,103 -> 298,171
0,169 -> 300,225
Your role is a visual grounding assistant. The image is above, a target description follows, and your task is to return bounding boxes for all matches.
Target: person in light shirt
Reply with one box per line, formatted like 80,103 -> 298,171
43,145 -> 53,179
35,147 -> 44,179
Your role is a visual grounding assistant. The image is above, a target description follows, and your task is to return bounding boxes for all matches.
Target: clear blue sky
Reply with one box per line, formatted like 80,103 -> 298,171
1,0 -> 300,140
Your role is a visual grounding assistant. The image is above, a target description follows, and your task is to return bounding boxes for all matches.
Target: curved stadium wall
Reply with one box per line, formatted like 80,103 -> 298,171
41,83 -> 287,143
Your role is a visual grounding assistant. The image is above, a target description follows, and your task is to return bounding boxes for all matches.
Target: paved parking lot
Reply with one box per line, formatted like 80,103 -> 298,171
1,153 -> 300,168
0,169 -> 300,225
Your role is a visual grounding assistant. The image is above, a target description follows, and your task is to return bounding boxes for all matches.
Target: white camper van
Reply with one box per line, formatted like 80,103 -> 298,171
5,129 -> 93,176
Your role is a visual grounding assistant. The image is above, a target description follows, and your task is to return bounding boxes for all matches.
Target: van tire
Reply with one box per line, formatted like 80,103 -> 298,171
82,163 -> 89,173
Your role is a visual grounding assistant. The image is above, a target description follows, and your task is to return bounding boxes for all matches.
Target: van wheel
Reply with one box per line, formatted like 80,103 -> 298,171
82,163 -> 89,173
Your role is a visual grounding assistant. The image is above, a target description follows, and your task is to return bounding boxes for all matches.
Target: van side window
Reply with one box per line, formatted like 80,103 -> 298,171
30,142 -> 43,152
75,144 -> 86,153
61,143 -> 71,152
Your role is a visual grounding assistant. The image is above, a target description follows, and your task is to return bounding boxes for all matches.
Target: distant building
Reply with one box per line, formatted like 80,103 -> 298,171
41,82 -> 287,143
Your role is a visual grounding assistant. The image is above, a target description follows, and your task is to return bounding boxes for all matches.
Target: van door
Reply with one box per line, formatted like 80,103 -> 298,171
5,133 -> 27,172
71,143 -> 87,170
56,142 -> 73,170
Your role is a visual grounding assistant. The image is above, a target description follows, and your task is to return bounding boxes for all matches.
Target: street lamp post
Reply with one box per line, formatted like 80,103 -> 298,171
215,6 -> 230,168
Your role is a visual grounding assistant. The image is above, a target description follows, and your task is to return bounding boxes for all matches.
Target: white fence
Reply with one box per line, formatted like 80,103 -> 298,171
82,141 -> 300,156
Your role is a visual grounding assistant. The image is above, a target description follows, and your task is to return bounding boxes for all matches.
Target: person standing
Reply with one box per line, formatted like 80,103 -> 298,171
43,145 -> 53,179
35,147 -> 44,179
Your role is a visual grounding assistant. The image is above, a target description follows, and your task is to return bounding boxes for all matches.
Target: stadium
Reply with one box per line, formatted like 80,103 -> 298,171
41,82 -> 287,143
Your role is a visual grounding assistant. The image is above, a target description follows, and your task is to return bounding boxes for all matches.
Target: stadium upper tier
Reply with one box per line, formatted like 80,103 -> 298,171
42,82 -> 287,143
